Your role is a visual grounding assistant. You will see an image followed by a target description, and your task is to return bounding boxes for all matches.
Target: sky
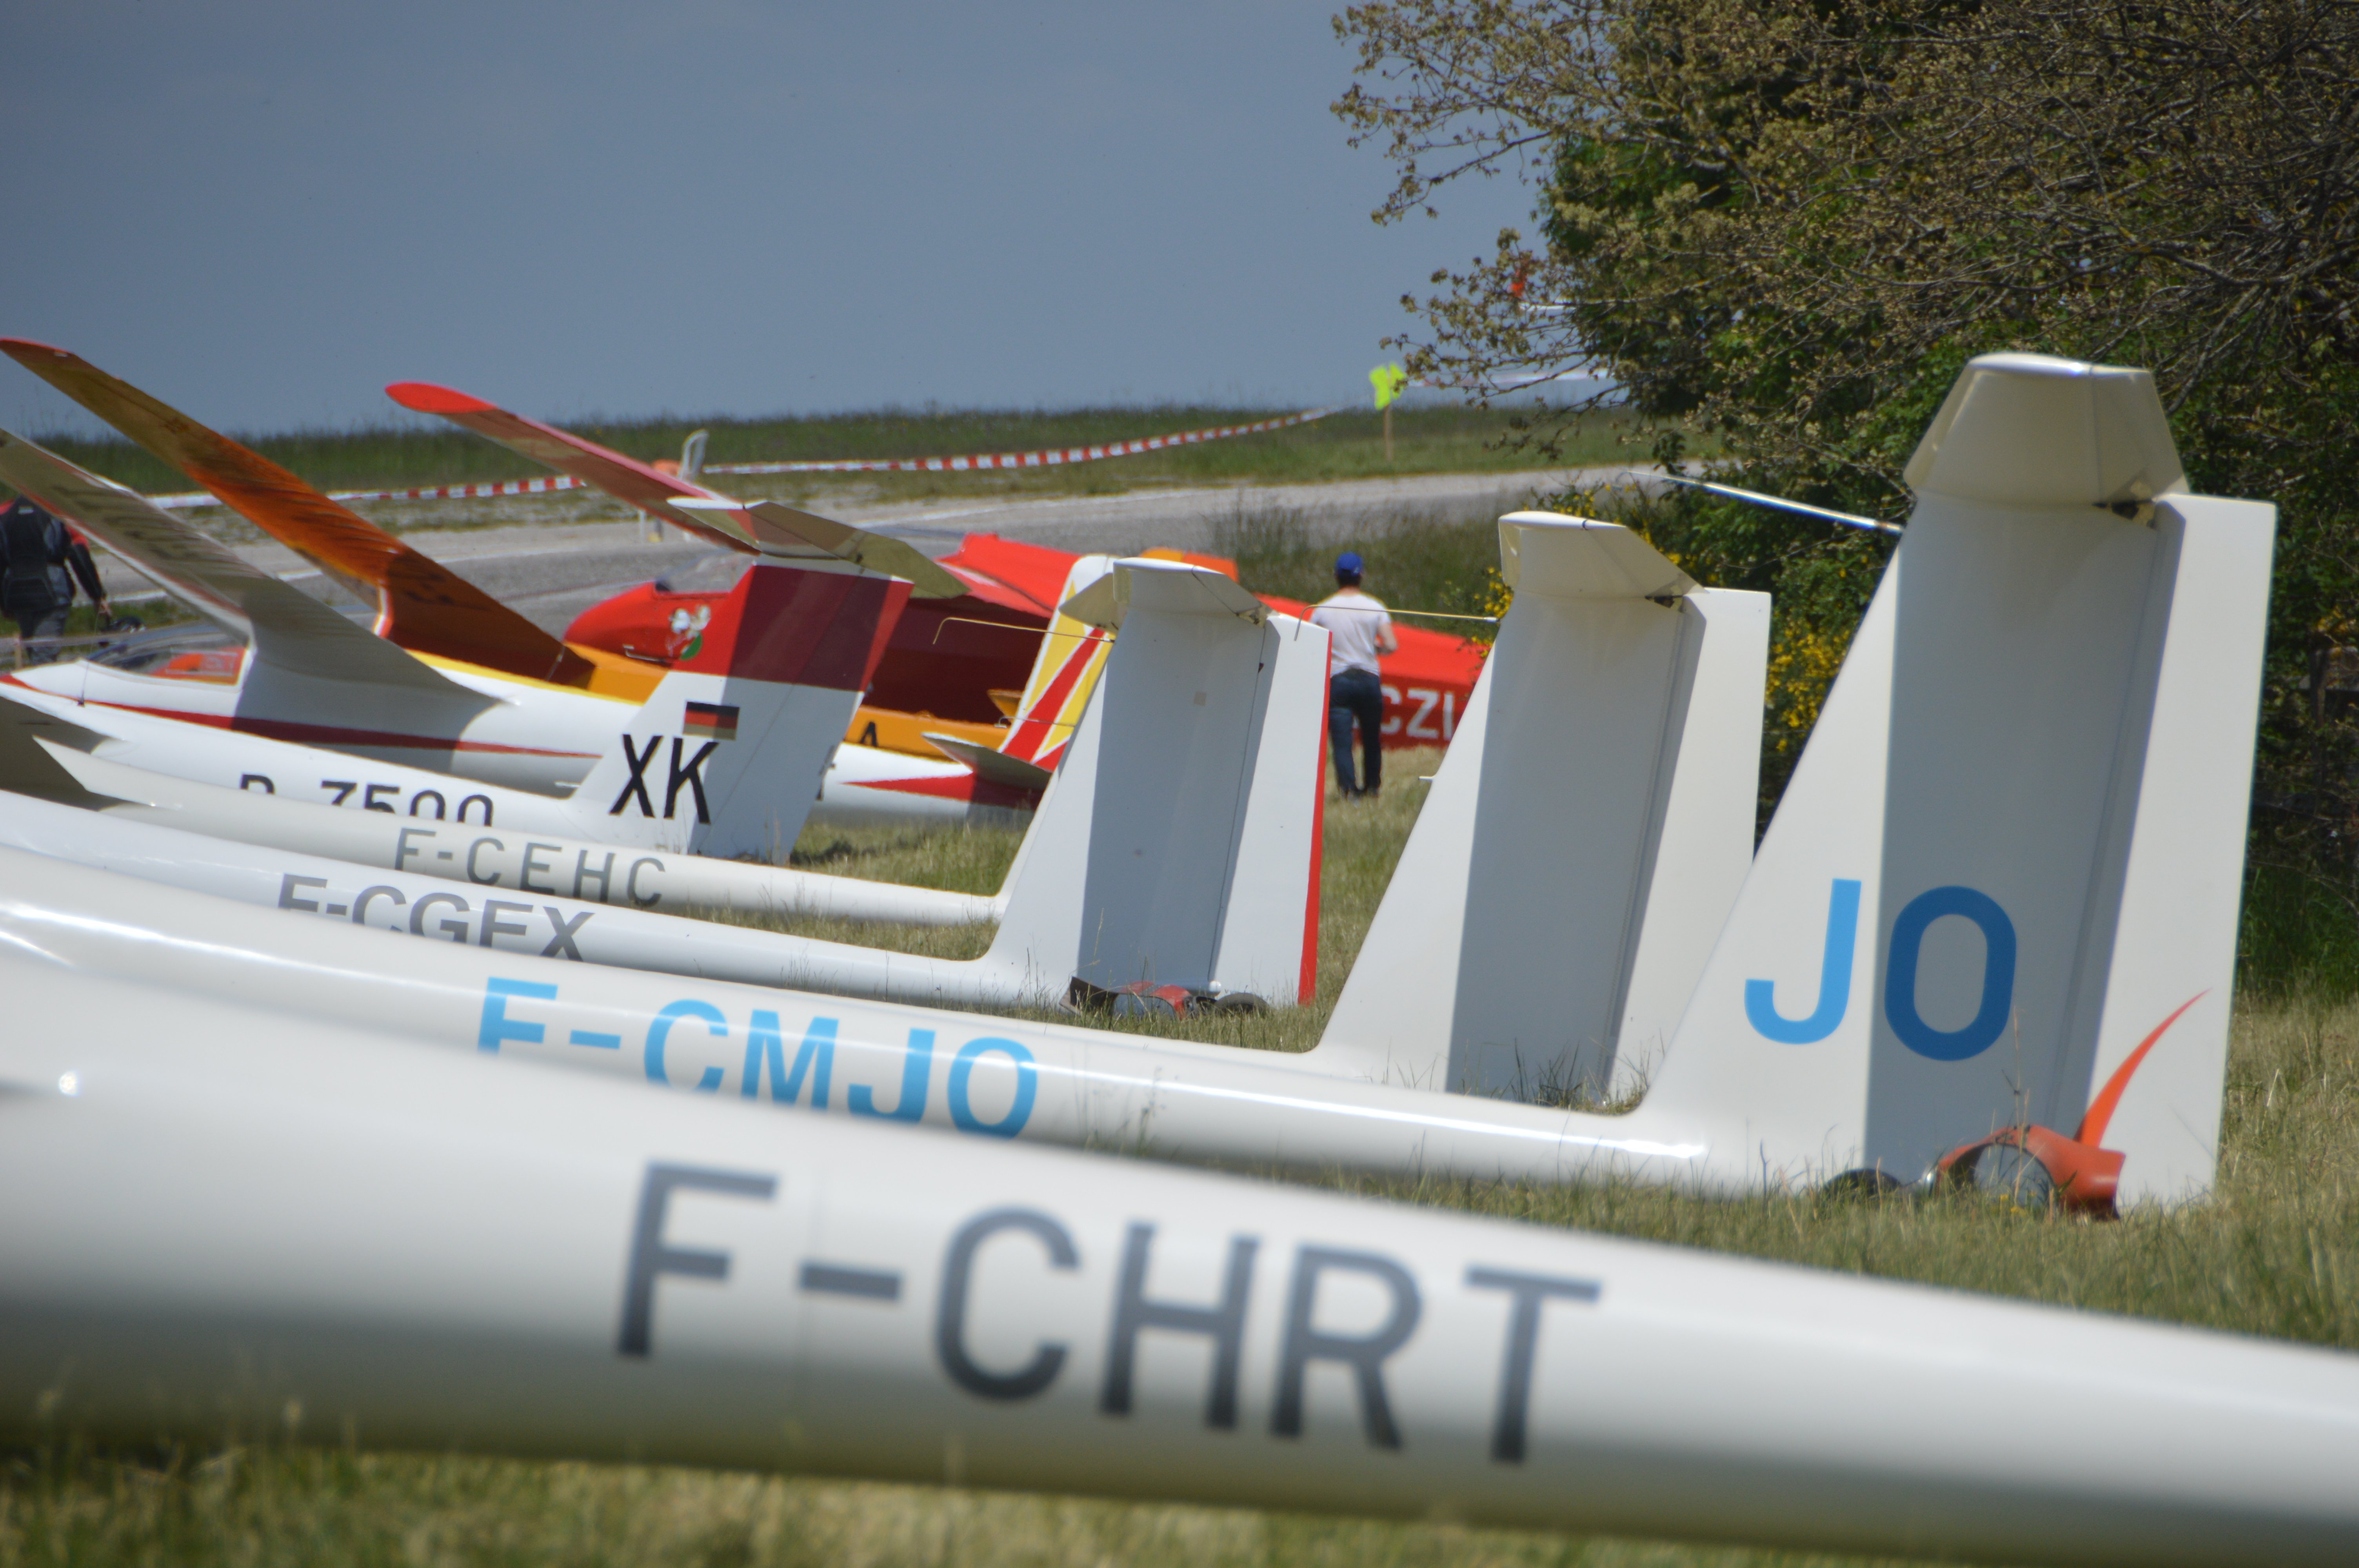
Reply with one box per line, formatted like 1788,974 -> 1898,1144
0,2 -> 1547,438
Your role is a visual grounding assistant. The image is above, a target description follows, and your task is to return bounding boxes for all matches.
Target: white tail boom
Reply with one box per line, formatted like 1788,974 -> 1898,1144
1,704 -> 1001,926
4,962 -> 2357,1568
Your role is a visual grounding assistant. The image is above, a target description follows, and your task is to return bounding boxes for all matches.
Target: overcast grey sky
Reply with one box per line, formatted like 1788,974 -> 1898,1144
1,2 -> 1541,437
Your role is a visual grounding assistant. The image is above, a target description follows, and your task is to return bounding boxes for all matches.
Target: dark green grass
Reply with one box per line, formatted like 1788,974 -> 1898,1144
22,405 -> 1642,508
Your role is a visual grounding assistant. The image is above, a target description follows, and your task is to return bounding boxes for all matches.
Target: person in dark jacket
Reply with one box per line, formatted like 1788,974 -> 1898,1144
0,492 -> 111,663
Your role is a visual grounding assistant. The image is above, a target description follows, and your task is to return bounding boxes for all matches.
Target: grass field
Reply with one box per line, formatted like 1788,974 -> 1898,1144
9,748 -> 2354,1568
23,404 -> 1649,527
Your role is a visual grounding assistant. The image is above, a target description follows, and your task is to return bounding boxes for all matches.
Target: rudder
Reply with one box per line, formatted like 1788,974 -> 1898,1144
1309,515 -> 1768,1098
576,561 -> 909,859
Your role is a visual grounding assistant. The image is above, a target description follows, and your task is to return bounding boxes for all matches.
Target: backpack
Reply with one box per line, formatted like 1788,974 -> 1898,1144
0,501 -> 72,616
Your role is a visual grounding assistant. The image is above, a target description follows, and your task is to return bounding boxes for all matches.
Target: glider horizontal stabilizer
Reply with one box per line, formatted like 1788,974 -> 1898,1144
920,731 -> 1053,793
0,697 -> 118,809
677,498 -> 965,598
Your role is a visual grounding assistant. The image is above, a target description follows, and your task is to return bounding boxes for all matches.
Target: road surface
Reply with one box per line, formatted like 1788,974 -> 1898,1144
94,466 -> 1658,634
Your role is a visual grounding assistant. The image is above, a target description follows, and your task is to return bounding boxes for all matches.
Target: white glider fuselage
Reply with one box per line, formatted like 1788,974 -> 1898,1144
0,355 -> 2274,1216
9,966 -> 2359,1567
5,648 -> 1020,832
0,421 -> 949,853
7,647 -> 607,794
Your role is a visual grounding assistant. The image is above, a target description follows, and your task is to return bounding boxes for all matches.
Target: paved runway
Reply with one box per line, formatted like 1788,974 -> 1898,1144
95,465 -> 1653,633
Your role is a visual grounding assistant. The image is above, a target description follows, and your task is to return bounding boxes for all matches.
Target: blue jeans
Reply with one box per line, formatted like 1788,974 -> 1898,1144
1327,668 -> 1385,795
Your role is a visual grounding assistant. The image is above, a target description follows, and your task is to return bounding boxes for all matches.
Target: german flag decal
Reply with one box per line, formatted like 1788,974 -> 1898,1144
683,701 -> 740,742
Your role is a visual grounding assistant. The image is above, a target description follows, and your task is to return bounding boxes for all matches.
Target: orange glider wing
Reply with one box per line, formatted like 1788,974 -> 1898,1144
0,339 -> 594,688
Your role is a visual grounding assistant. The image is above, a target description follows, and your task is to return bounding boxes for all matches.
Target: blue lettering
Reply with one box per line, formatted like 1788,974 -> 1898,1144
743,1012 -> 836,1107
479,978 -> 556,1053
1745,879 -> 1861,1044
948,1037 -> 1037,1138
1885,886 -> 2016,1061
646,1000 -> 728,1092
849,1029 -> 935,1122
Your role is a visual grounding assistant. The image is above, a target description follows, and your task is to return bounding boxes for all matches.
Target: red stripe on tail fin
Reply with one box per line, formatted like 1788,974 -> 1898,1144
1299,706 -> 1326,1002
1001,628 -> 1109,766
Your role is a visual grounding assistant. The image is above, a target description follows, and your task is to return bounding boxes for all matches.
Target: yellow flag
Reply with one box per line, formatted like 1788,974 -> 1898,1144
1369,363 -> 1410,410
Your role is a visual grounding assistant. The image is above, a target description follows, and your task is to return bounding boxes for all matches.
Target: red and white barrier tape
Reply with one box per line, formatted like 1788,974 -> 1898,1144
150,475 -> 592,510
705,407 -> 1339,475
141,406 -> 1339,506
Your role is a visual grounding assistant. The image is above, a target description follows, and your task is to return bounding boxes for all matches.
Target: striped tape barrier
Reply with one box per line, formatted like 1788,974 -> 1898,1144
704,406 -> 1339,475
141,405 -> 1339,507
149,475 -> 591,510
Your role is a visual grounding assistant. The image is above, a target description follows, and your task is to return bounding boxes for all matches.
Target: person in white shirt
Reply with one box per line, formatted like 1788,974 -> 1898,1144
1309,551 -> 1397,797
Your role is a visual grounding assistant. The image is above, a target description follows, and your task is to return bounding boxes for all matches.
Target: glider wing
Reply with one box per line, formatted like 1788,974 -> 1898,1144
0,340 -> 593,687
386,382 -> 963,596
0,430 -> 471,699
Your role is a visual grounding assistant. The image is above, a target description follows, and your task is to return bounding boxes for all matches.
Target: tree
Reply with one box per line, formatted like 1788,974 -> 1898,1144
1337,0 -> 2359,985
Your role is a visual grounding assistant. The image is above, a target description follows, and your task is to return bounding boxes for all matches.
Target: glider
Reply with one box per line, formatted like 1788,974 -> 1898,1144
2,557 -> 1328,1006
0,428 -> 896,858
4,967 -> 2355,1565
0,562 -> 1120,929
0,355 -> 2274,1213
0,340 -> 1069,829
0,511 -> 1781,1175
580,530 -> 1494,755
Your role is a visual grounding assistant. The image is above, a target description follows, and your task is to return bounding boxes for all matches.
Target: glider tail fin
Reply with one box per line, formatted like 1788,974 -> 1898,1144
1309,516 -> 1769,1099
1644,353 -> 2272,1205
996,554 -> 1118,773
572,561 -> 909,860
986,560 -> 1329,1006
920,554 -> 1121,795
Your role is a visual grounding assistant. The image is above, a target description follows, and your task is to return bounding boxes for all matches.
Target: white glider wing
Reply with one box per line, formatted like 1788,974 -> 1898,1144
0,430 -> 469,699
